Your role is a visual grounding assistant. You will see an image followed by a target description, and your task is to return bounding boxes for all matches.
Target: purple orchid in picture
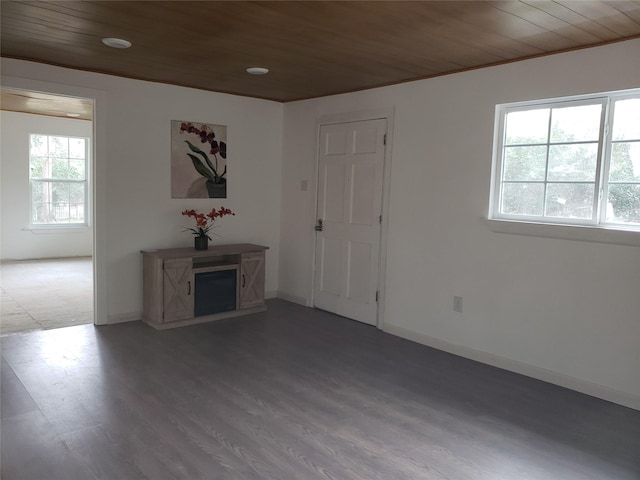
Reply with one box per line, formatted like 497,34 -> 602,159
180,122 -> 227,187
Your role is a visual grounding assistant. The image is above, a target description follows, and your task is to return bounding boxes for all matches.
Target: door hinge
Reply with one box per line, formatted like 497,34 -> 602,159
383,133 -> 387,145
375,290 -> 379,302
379,214 -> 382,224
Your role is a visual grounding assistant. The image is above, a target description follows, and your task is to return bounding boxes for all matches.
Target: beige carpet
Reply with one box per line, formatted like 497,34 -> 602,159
0,257 -> 93,335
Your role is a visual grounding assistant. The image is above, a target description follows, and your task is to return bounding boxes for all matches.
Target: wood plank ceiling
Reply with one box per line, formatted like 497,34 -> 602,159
1,88 -> 94,120
1,1 -> 640,103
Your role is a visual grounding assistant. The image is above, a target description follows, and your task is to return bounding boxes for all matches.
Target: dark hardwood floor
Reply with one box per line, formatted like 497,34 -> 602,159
1,299 -> 639,480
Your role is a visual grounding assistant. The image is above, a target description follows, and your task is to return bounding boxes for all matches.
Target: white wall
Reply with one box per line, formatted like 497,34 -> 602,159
1,112 -> 94,259
1,59 -> 284,324
279,39 -> 640,409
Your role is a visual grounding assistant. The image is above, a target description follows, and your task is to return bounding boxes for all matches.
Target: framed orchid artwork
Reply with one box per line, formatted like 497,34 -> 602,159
171,120 -> 227,198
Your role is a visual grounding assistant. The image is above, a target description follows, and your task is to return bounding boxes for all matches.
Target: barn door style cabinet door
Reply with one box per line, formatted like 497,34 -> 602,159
142,244 -> 268,330
162,258 -> 194,322
240,252 -> 266,309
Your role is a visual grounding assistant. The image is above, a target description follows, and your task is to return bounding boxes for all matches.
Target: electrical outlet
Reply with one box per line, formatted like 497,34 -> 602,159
453,296 -> 463,313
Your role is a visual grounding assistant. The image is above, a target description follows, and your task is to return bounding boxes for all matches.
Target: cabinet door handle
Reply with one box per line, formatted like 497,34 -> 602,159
242,274 -> 246,288
187,281 -> 191,295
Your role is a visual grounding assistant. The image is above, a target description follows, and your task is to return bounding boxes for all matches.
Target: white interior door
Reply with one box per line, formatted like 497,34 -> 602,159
314,118 -> 386,325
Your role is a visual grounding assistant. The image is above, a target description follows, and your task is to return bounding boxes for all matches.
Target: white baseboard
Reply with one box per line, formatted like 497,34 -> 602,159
384,323 -> 640,411
275,291 -> 308,306
107,311 -> 142,324
265,290 -> 279,300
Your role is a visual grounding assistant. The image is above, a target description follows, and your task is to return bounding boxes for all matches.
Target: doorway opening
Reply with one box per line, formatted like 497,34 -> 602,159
0,88 -> 95,335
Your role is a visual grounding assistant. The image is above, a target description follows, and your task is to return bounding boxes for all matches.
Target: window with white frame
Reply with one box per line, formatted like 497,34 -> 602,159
29,134 -> 89,226
490,90 -> 640,230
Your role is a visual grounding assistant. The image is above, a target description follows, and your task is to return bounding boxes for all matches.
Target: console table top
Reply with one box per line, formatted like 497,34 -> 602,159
141,243 -> 268,260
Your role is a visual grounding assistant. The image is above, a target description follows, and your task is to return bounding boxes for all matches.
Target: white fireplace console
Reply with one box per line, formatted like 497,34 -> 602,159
141,243 -> 268,330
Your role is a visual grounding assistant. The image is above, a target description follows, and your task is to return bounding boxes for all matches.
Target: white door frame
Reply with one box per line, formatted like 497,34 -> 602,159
310,107 -> 394,330
1,75 -> 108,325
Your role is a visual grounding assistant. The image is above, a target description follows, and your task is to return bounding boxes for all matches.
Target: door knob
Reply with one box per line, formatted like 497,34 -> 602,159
315,219 -> 323,232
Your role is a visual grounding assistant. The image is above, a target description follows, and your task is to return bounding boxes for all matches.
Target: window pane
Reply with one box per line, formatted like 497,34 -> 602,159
51,158 -> 70,179
32,182 -> 84,224
32,201 -> 52,224
505,109 -> 550,145
550,104 -> 602,142
545,183 -> 594,219
69,181 -> 85,223
30,156 -> 46,178
68,207 -> 85,224
610,142 -> 640,182
69,182 -> 85,203
503,145 -> 547,181
31,181 -> 43,200
501,183 -> 544,216
69,159 -> 86,180
50,182 -> 70,223
69,138 -> 86,159
547,143 -> 598,181
612,98 -> 640,141
31,180 -> 44,199
30,135 -> 47,156
607,184 -> 640,224
52,182 -> 70,203
31,181 -> 53,224
48,136 -> 69,158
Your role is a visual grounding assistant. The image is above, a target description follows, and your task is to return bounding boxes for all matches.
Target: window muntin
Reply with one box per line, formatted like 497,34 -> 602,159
492,91 -> 640,230
29,134 -> 89,226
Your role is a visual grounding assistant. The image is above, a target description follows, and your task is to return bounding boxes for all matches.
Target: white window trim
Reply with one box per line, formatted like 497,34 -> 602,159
488,88 -> 640,244
29,134 -> 90,228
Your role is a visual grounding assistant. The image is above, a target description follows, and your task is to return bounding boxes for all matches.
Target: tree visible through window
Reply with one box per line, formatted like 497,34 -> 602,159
491,91 -> 640,229
29,134 -> 88,226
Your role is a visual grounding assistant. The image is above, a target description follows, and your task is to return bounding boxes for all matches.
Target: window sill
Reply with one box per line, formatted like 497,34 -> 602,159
484,218 -> 640,247
23,226 -> 90,235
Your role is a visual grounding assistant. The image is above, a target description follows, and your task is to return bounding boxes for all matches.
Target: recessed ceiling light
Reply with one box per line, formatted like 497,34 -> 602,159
66,113 -> 81,117
102,37 -> 132,49
246,67 -> 269,75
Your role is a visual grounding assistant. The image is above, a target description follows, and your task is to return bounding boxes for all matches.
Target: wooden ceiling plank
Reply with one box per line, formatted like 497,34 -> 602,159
606,1 -> 640,23
488,0 -> 603,44
24,0 -> 143,32
0,21 -> 95,48
1,89 -> 93,121
1,2 -> 100,36
423,1 -> 570,52
524,0 -> 630,40
225,1 -> 534,69
554,1 -> 640,37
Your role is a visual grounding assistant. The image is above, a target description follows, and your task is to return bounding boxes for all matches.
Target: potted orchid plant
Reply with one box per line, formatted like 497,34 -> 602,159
182,207 -> 235,250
